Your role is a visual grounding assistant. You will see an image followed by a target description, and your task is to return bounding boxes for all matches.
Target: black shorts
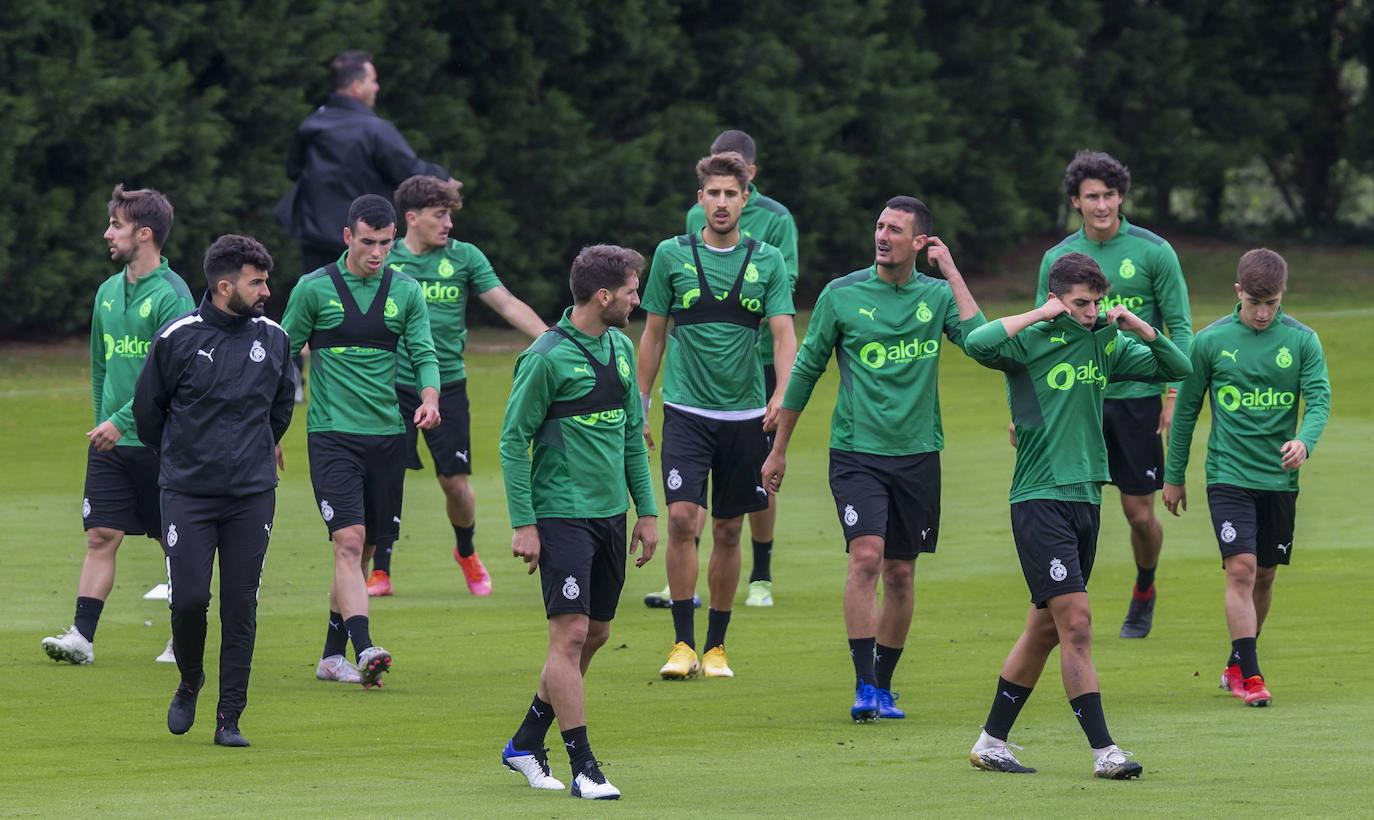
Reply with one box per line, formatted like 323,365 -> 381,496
1010,500 -> 1100,608
398,380 -> 472,476
82,444 -> 161,538
307,432 -> 405,546
536,516 -> 627,621
1103,397 -> 1164,495
828,449 -> 940,560
660,406 -> 770,519
1206,483 -> 1298,568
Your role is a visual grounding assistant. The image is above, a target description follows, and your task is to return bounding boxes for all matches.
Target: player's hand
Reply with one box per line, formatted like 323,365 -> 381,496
1106,305 -> 1157,340
1037,295 -> 1069,322
1158,393 -> 1175,440
630,515 -> 658,567
924,236 -> 960,278
762,449 -> 786,494
275,444 -> 285,471
1007,422 -> 1017,449
87,420 -> 122,451
415,401 -> 441,430
642,423 -> 656,451
512,525 -> 541,574
1279,439 -> 1308,470
763,395 -> 783,432
1162,482 -> 1186,516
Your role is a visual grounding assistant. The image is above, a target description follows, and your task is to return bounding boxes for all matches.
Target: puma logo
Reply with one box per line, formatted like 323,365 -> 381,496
921,528 -> 931,540
1220,349 -> 1237,362
328,299 -> 344,311
1073,707 -> 1083,718
859,306 -> 878,321
1145,468 -> 1157,480
389,263 -> 405,273
572,363 -> 592,377
1001,691 -> 1021,703
531,705 -> 545,718
1050,332 -> 1067,344
1277,543 -> 1289,554
102,299 -> 113,310
455,450 -> 470,463
197,348 -> 215,362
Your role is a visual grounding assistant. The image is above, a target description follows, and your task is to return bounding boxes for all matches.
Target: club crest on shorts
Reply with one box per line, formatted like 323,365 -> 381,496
562,575 -> 580,600
666,468 -> 683,490
1220,520 -> 1237,543
843,504 -> 858,526
320,499 -> 334,522
1049,557 -> 1067,582
167,523 -> 179,547
82,497 -> 91,518
249,339 -> 266,362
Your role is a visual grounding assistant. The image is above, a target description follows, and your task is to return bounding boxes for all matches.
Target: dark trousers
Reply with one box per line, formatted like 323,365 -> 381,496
162,488 -> 275,719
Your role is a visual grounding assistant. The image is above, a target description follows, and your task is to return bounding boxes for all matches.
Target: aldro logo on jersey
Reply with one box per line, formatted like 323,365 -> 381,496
1216,384 -> 1295,412
421,281 -> 464,304
1045,360 -> 1106,391
858,337 -> 939,369
104,333 -> 150,360
681,286 -> 761,314
1101,293 -> 1144,311
573,409 -> 625,427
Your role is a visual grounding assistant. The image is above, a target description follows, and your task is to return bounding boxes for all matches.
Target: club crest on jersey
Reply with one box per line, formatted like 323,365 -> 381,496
666,468 -> 683,490
915,301 -> 933,323
249,340 -> 266,362
1276,346 -> 1292,368
1048,557 -> 1067,581
617,355 -> 631,379
843,504 -> 858,526
320,499 -> 335,522
167,523 -> 178,547
562,575 -> 580,600
438,258 -> 456,278
1220,520 -> 1237,543
744,262 -> 760,283
1119,258 -> 1136,279
82,498 -> 91,518
384,297 -> 399,318
139,297 -> 153,318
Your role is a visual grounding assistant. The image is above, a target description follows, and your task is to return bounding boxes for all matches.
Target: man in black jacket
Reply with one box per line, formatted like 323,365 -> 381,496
133,235 -> 295,748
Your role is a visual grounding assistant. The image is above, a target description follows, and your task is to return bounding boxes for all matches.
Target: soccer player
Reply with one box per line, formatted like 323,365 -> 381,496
498,245 -> 658,799
42,185 -> 194,666
762,196 -> 984,722
373,175 -> 547,597
133,235 -> 295,746
282,194 -> 442,688
965,252 -> 1191,779
656,129 -> 798,609
1036,150 -> 1193,638
1162,249 -> 1329,707
638,152 -> 796,680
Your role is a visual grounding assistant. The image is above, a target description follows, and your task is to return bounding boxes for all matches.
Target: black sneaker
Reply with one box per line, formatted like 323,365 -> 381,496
1119,584 -> 1155,638
167,672 -> 204,735
214,713 -> 250,747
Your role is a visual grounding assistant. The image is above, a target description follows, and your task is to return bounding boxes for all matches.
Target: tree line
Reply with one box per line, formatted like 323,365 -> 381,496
2,0 -> 1370,337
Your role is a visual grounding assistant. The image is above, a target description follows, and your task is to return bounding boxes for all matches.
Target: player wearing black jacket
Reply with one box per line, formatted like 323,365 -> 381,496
133,235 -> 294,747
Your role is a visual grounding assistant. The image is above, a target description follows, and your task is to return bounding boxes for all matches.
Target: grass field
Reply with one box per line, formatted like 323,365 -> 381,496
3,238 -> 1373,817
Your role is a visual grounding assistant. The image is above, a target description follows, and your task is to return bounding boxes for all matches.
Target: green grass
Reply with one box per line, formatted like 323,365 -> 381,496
4,240 -> 1373,817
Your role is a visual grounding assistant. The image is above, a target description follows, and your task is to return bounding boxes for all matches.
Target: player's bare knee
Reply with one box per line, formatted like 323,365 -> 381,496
85,527 -> 123,554
1224,555 -> 1257,588
1254,566 -> 1277,593
881,559 -> 915,595
711,516 -> 743,546
584,620 -> 610,653
667,507 -> 698,541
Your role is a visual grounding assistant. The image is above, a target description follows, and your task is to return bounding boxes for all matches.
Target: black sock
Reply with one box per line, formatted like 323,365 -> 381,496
983,677 -> 1033,741
455,524 -> 475,559
1069,692 -> 1113,749
372,543 -> 392,574
1232,636 -> 1260,679
749,539 -> 773,583
704,608 -> 731,652
512,694 -> 556,751
561,725 -> 594,774
73,596 -> 104,642
322,611 -> 348,659
1135,565 -> 1156,593
344,615 -> 373,659
671,599 -> 695,648
849,637 -> 877,688
875,643 -> 904,691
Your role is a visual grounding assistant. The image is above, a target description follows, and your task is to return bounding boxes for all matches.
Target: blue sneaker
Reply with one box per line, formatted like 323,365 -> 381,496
851,684 -> 879,723
876,688 -> 905,719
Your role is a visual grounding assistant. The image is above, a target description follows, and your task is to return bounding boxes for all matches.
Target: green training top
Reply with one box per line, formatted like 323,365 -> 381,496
1037,216 -> 1193,398
283,257 -> 440,435
499,308 -> 658,527
1164,305 -> 1329,492
90,258 -> 195,447
641,233 -> 794,412
387,238 -> 502,386
686,183 -> 799,367
967,312 -> 1192,504
782,266 -> 986,455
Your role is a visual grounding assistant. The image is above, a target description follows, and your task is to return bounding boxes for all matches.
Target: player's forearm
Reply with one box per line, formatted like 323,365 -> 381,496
635,322 -> 666,396
944,265 -> 981,322
770,408 -> 802,455
770,321 -> 797,400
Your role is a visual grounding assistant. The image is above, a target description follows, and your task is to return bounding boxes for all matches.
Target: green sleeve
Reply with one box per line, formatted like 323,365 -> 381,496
107,288 -> 194,437
1163,337 -> 1211,485
1296,330 -> 1331,456
499,351 -> 553,528
965,320 -> 1024,370
942,293 -> 987,354
466,245 -> 502,293
773,215 -> 799,283
401,287 -> 441,391
761,249 -> 795,317
90,298 -> 105,426
685,204 -> 704,235
781,288 -> 838,412
1109,331 -> 1192,384
641,242 -> 674,317
282,282 -> 315,358
620,341 -> 658,517
1153,242 -> 1193,391
1035,254 -> 1052,305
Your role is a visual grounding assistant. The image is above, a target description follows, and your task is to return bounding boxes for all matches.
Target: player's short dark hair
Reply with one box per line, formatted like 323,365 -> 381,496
569,245 -> 644,305
1048,252 -> 1111,296
330,50 -> 373,91
347,194 -> 396,232
883,196 -> 933,236
1063,150 -> 1131,200
203,235 -> 273,290
1237,248 -> 1288,298
394,174 -> 463,217
108,184 -> 173,249
710,130 -> 756,164
696,152 -> 751,192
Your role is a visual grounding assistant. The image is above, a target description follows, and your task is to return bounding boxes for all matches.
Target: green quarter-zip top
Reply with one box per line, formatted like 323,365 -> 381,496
387,238 -> 502,385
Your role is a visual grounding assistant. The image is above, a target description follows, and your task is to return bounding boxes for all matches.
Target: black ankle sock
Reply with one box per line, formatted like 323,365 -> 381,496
704,608 -> 731,652
984,677 -> 1033,740
455,524 -> 476,558
875,643 -> 904,691
322,611 -> 348,659
749,539 -> 773,583
372,543 -> 392,574
1135,565 -> 1156,593
1232,636 -> 1260,679
344,615 -> 372,659
512,694 -> 556,750
74,596 -> 104,642
1069,691 -> 1113,749
561,725 -> 593,774
849,637 -> 877,688
670,599 -> 695,648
